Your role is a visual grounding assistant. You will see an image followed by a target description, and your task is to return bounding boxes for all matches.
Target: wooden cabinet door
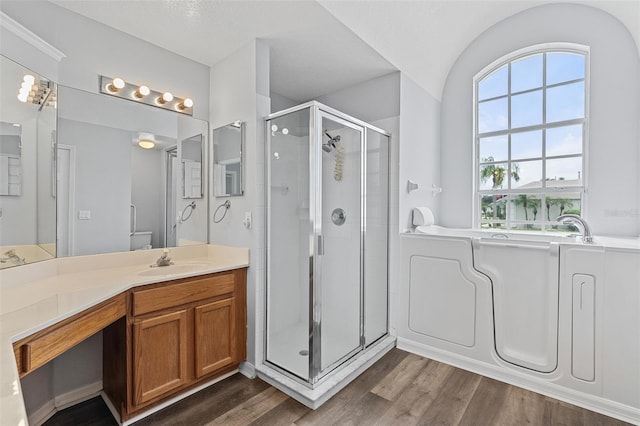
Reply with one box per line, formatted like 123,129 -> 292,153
194,298 -> 236,378
132,310 -> 188,406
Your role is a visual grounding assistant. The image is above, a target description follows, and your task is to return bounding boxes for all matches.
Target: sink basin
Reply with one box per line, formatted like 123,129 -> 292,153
138,263 -> 210,277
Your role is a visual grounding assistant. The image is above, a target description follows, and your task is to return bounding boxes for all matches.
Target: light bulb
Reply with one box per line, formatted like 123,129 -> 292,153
158,92 -> 173,104
177,98 -> 193,111
21,81 -> 32,90
134,85 -> 150,98
271,124 -> 278,132
107,77 -> 125,93
17,93 -> 28,102
23,75 -> 35,85
282,128 -> 289,135
138,140 -> 155,149
19,87 -> 30,96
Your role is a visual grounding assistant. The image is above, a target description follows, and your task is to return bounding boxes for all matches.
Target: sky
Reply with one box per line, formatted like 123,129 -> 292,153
477,51 -> 585,191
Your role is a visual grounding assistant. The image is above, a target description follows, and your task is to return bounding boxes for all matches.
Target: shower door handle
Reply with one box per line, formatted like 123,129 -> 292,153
317,235 -> 325,256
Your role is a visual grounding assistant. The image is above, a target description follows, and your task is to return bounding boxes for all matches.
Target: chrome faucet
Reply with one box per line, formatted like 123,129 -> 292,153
557,214 -> 593,244
152,249 -> 174,267
1,249 -> 25,265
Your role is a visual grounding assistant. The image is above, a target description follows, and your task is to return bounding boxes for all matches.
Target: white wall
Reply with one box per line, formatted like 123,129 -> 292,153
37,106 -> 56,248
0,118 -> 37,245
399,74 -> 441,232
209,39 -> 271,367
131,147 -> 163,248
440,3 -> 640,237
57,118 -> 131,256
317,72 -> 400,123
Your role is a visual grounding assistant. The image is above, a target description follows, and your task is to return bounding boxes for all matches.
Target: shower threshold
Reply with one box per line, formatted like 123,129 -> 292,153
255,335 -> 396,409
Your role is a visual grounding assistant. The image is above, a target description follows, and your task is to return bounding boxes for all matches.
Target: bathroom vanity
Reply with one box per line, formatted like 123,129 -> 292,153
0,244 -> 248,425
104,268 -> 246,420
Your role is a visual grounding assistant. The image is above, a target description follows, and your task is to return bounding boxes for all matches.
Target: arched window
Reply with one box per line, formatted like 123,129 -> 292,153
473,43 -> 589,230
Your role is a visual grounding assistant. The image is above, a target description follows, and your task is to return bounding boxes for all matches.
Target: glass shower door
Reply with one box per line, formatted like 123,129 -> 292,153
316,113 -> 363,377
266,108 -> 311,380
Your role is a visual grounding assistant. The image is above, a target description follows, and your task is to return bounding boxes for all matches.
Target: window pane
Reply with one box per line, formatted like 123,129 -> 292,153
547,195 -> 581,222
511,222 -> 543,231
547,52 -> 585,85
479,135 -> 508,162
512,130 -> 542,159
480,194 -> 508,221
511,90 -> 542,129
478,65 -> 508,100
546,81 -> 585,123
546,157 -> 582,185
478,97 -> 508,133
511,54 -> 542,93
509,194 -> 543,223
479,162 -> 509,190
546,125 -> 582,156
511,159 -> 542,189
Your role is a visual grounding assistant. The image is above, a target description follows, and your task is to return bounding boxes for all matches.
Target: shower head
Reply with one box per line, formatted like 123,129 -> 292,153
322,130 -> 341,153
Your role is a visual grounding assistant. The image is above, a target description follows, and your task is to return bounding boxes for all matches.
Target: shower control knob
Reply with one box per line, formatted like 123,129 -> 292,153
331,208 -> 346,226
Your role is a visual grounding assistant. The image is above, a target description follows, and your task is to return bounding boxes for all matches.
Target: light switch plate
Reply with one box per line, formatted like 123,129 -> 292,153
243,211 -> 252,229
78,210 -> 91,220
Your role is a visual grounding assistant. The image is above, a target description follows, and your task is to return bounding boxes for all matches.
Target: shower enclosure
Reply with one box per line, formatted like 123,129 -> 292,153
265,102 -> 390,388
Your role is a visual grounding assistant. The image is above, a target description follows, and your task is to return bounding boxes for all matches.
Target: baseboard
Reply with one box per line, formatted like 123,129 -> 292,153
239,361 -> 256,379
54,380 -> 102,411
28,399 -> 56,426
28,380 -> 102,426
397,337 -> 640,425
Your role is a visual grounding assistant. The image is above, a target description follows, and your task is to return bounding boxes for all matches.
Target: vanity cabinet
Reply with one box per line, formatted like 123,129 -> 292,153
103,267 -> 247,420
132,309 -> 189,405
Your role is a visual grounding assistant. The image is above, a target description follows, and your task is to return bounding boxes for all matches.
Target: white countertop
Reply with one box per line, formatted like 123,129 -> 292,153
0,244 -> 249,426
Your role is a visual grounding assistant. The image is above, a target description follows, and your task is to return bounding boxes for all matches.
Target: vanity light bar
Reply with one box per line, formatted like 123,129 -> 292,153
17,74 -> 54,107
99,75 -> 193,116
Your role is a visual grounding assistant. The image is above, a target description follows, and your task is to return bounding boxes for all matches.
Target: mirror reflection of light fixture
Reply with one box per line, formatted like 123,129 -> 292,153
134,85 -> 150,99
99,75 -> 193,115
137,133 -> 156,149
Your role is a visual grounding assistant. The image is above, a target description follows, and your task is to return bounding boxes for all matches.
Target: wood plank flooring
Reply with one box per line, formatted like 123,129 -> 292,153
44,349 -> 631,426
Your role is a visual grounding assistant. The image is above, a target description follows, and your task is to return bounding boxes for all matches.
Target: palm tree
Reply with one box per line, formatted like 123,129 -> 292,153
546,197 -> 574,221
555,198 -> 574,216
514,194 -> 535,221
480,158 -> 520,227
480,157 -> 520,189
530,199 -> 541,221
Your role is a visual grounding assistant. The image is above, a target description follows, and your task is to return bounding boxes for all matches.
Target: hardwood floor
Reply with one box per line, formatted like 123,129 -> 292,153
44,349 -> 630,426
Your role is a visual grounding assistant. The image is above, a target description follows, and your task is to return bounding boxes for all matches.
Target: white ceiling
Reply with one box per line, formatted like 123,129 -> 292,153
51,0 -> 639,102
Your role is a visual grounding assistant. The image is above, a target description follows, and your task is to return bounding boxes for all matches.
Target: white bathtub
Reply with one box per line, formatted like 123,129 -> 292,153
398,227 -> 640,423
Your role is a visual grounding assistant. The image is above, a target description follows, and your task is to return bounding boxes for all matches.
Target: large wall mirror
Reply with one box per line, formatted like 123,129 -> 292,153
56,86 -> 209,257
0,55 -> 57,269
213,121 -> 244,197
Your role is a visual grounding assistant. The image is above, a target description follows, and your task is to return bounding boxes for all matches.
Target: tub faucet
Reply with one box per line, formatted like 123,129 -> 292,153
152,249 -> 174,267
1,249 -> 25,265
556,214 -> 593,244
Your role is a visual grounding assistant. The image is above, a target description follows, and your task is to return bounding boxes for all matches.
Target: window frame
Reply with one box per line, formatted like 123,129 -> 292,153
472,43 -> 590,231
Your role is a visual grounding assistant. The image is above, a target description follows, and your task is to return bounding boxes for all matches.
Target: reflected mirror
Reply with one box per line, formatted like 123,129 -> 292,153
0,121 -> 22,196
213,121 -> 244,197
0,55 -> 57,269
181,134 -> 203,199
56,85 -> 208,257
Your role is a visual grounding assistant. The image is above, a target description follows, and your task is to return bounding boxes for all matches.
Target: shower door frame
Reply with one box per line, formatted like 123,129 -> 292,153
264,101 -> 391,388
311,110 -> 366,384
